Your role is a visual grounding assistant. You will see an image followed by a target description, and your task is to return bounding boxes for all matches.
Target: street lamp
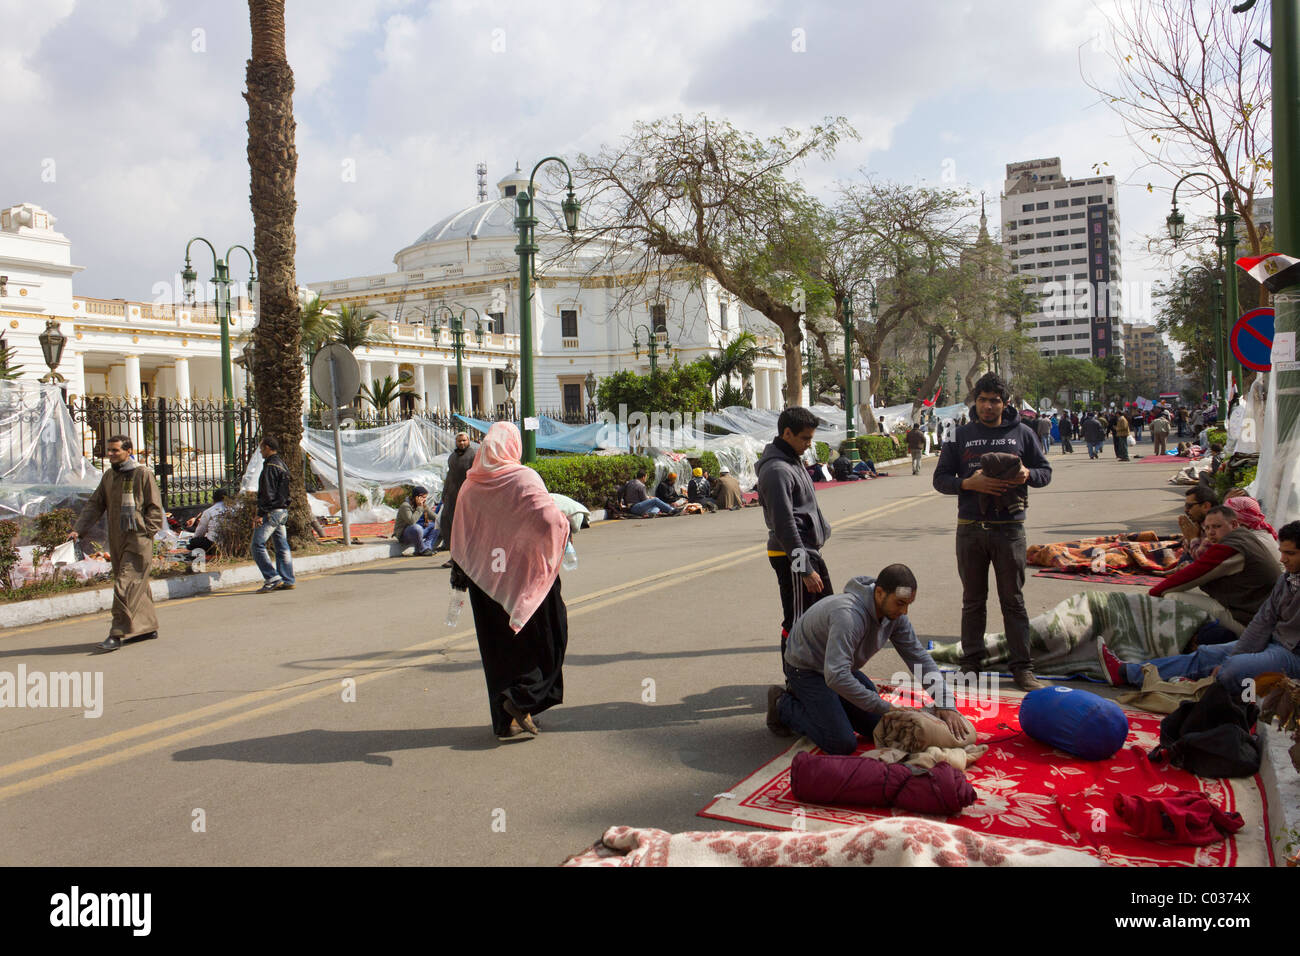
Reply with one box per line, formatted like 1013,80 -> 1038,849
181,237 -> 256,485
38,319 -> 67,384
584,369 -> 598,422
632,323 -> 672,373
840,278 -> 876,462
502,357 -> 518,420
1165,172 -> 1240,410
515,155 -> 581,463
430,304 -> 484,413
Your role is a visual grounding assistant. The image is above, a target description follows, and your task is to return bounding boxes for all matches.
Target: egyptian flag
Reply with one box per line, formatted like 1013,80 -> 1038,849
1236,253 -> 1300,292
921,386 -> 942,408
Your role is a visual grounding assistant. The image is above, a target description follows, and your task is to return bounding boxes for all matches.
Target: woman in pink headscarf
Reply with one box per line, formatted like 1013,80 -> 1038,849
450,422 -> 571,739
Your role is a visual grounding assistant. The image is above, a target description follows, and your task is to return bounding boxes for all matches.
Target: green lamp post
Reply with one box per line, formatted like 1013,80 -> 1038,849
430,304 -> 485,413
1166,173 -> 1240,411
515,156 -> 581,463
842,279 -> 877,462
632,323 -> 672,373
182,238 -> 256,485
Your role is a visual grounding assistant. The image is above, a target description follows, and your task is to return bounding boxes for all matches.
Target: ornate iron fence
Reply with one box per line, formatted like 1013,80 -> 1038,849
68,398 -> 258,508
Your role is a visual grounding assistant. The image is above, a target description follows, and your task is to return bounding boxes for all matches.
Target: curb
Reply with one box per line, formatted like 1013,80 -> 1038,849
0,541 -> 404,630
1259,723 -> 1300,863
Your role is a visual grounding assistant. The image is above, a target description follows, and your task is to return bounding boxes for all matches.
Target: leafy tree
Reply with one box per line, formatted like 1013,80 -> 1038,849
574,113 -> 857,405
361,372 -> 412,415
701,331 -> 770,405
595,360 -> 714,418
329,303 -> 390,351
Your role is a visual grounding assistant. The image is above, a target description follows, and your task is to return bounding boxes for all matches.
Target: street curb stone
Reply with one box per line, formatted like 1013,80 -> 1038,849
0,541 -> 403,629
1259,723 -> 1300,862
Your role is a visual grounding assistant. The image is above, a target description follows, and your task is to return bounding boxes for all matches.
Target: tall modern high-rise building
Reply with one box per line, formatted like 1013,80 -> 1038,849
1000,158 -> 1123,361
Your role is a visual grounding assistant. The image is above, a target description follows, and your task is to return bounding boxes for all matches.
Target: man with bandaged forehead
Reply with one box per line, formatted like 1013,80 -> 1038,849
765,563 -> 969,755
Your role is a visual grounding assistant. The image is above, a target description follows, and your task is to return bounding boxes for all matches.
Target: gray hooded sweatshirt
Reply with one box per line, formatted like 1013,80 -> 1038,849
756,436 -> 832,561
783,575 -> 955,715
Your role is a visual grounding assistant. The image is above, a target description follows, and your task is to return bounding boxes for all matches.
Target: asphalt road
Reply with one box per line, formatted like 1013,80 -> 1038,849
0,440 -> 1188,865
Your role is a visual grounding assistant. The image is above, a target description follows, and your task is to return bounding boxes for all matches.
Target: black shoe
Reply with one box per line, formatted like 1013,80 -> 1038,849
95,636 -> 122,652
766,685 -> 794,737
131,631 -> 158,643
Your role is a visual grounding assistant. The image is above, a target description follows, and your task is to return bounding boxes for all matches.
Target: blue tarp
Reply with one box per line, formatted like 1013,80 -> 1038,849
453,414 -> 630,454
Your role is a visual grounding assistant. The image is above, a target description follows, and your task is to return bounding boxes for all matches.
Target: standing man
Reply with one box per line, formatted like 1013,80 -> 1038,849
1112,409 -> 1131,462
1082,411 -> 1106,459
1150,411 -> 1170,457
68,435 -> 165,651
757,406 -> 833,658
1035,413 -> 1052,454
906,423 -> 926,475
439,431 -> 477,566
934,372 -> 1053,691
252,436 -> 295,593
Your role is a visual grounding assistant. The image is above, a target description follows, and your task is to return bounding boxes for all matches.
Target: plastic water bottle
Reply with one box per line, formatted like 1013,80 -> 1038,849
562,539 -> 578,571
446,588 -> 466,627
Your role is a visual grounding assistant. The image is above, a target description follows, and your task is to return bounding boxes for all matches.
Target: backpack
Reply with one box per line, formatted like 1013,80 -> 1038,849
1148,682 -> 1262,778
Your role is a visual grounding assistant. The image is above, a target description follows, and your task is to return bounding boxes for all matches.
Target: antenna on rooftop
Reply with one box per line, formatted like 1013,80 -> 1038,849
476,162 -> 488,203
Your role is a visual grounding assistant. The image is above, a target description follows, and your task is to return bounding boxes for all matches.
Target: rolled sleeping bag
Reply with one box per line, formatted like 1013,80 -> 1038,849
789,752 -> 976,815
1019,686 -> 1129,761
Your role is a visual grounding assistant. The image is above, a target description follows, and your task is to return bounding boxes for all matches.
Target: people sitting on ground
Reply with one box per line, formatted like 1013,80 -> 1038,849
712,466 -> 745,510
687,467 -> 719,512
1177,485 -> 1219,566
622,469 -> 680,517
766,563 -> 970,755
1099,520 -> 1300,692
655,471 -> 683,506
830,444 -> 865,482
1151,504 -> 1282,634
186,488 -> 230,556
853,456 -> 879,478
394,485 -> 439,556
1222,492 -> 1278,553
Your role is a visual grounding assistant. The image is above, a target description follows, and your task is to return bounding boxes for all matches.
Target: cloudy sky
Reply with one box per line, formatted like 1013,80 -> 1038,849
1,0 -> 1237,322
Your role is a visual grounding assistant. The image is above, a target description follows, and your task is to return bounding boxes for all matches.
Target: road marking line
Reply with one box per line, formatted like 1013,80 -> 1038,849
0,493 -> 932,799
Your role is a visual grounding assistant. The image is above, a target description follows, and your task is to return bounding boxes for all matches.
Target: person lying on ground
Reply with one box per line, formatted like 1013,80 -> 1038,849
1151,505 -> 1282,632
1099,521 -> 1300,694
766,563 -> 968,755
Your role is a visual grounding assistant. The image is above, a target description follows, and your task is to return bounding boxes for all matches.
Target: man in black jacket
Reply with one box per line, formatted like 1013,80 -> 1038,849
933,372 -> 1052,690
757,406 -> 834,659
1081,412 -> 1106,459
253,436 -> 295,593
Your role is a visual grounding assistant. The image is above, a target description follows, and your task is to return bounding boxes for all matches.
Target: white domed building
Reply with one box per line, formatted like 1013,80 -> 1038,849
305,165 -> 792,418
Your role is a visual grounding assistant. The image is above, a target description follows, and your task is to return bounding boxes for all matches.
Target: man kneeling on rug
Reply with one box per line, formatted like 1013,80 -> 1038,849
767,564 -> 969,754
1098,520 -> 1300,694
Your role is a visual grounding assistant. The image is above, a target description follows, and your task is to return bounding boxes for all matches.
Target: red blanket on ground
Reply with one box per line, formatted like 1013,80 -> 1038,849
1027,532 -> 1182,576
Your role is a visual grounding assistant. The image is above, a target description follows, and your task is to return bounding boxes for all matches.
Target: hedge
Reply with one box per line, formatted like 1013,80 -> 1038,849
859,435 -> 902,463
1206,427 -> 1228,448
527,454 -> 654,509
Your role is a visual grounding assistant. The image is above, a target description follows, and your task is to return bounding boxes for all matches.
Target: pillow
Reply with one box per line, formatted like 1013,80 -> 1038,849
1020,686 -> 1129,761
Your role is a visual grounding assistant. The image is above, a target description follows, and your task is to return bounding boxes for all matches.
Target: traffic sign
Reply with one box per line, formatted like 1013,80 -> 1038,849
310,343 -> 361,408
1229,307 -> 1275,372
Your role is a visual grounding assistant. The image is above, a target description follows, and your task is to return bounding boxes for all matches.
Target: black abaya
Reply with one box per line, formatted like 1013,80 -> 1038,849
465,574 -> 568,737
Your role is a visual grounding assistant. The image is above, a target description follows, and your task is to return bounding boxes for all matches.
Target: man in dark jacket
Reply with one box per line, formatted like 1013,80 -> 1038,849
757,406 -> 834,658
905,425 -> 926,475
1082,412 -> 1106,459
438,431 -> 477,564
253,436 -> 295,593
687,468 -> 718,512
933,372 -> 1052,690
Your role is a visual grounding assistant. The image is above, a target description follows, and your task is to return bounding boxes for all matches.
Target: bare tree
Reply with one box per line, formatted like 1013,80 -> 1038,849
571,114 -> 857,405
1083,0 -> 1271,254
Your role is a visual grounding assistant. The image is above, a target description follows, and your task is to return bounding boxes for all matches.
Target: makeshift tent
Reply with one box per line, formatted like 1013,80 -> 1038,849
0,381 -> 100,516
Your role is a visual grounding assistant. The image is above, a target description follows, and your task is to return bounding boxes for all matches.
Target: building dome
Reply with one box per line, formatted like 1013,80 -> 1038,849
403,164 -> 567,247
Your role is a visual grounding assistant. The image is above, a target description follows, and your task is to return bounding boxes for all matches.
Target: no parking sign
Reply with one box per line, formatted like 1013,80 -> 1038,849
1229,308 -> 1275,372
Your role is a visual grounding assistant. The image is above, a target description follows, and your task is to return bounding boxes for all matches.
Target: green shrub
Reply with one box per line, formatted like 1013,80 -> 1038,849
0,520 -> 19,592
814,441 -> 832,463
1206,427 -> 1228,447
33,509 -> 76,568
527,454 -> 655,508
861,435 -> 899,463
699,451 -> 720,476
216,494 -> 259,559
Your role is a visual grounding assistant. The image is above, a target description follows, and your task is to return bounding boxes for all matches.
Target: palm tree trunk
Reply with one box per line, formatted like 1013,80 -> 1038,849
246,0 -> 311,543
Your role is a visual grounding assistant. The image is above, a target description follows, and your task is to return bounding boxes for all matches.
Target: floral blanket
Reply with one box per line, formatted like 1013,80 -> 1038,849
929,592 -> 1211,682
562,819 -> 1099,867
1027,532 -> 1182,576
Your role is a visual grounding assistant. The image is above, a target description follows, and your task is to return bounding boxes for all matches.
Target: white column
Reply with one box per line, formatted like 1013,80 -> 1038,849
359,360 -> 373,407
123,355 -> 144,452
388,360 -> 401,416
108,363 -> 125,398
413,363 -> 427,411
769,369 -> 783,410
173,356 -> 194,450
481,365 -> 495,415
437,364 -> 451,414
755,367 -> 769,410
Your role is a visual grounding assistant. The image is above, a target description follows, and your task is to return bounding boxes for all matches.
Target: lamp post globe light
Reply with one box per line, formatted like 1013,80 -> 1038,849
502,357 -> 518,421
182,237 -> 256,484
38,318 -> 67,384
584,369 -> 598,422
1165,173 -> 1240,411
515,156 -> 581,464
840,278 -> 876,462
431,304 -> 484,414
632,323 -> 672,373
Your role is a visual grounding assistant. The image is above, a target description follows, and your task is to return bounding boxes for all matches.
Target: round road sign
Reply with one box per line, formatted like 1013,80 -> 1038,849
1229,307 -> 1275,372
310,343 -> 361,408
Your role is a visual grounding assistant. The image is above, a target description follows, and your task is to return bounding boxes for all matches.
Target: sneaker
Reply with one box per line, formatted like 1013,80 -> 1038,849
766,685 -> 794,737
257,580 -> 281,593
1096,641 -> 1127,687
276,582 -> 296,591
1011,669 -> 1048,691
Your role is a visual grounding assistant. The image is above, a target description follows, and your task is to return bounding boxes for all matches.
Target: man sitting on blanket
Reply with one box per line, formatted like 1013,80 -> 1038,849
766,563 -> 969,755
1149,505 -> 1281,633
1177,485 -> 1218,565
1099,521 -> 1300,693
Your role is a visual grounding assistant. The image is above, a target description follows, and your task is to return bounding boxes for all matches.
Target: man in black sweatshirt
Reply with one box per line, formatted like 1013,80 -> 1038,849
253,436 -> 295,593
757,406 -> 834,659
933,372 -> 1052,690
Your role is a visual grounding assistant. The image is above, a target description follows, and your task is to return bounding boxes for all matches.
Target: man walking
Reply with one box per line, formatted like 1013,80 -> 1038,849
1150,411 -> 1171,457
934,373 -> 1053,691
68,435 -> 164,651
1035,413 -> 1052,454
253,436 -> 295,593
758,406 -> 833,658
906,423 -> 926,475
1112,410 -> 1131,462
1082,412 -> 1106,459
438,431 -> 477,565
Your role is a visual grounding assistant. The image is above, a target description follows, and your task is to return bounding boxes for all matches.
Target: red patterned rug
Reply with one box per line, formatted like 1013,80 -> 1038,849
701,686 -> 1270,866
318,522 -> 393,540
1033,570 -> 1166,587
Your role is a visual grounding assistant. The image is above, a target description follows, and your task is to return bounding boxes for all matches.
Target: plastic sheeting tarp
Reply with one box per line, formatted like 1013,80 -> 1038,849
452,414 -> 627,454
0,381 -> 100,517
1250,369 -> 1300,525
